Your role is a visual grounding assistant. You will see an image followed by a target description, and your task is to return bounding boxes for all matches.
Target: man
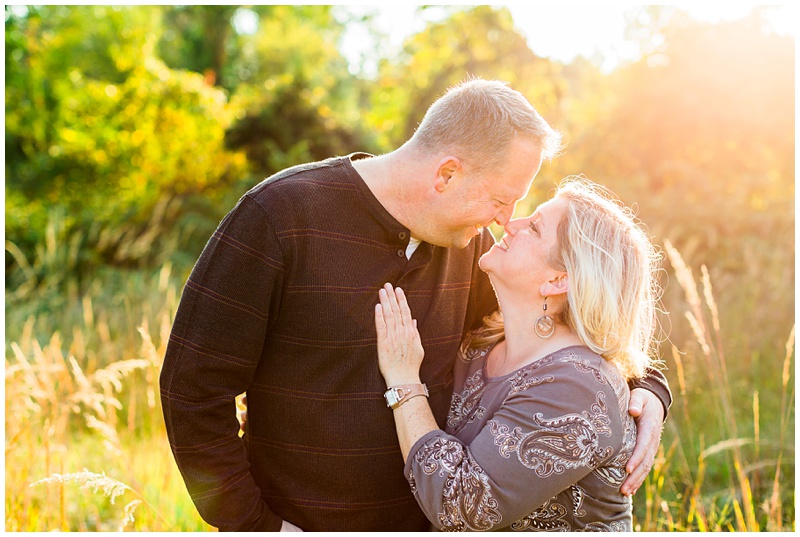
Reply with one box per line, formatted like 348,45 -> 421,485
160,79 -> 670,531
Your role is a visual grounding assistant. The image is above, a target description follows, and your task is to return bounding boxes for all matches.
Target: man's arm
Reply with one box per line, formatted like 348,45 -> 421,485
622,368 -> 672,495
160,195 -> 284,531
630,367 -> 672,417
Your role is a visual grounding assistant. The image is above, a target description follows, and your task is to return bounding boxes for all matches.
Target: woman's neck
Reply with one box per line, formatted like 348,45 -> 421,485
488,293 -> 584,377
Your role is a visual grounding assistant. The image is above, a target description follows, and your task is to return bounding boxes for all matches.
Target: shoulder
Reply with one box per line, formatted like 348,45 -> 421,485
246,155 -> 362,206
234,155 -> 369,233
248,155 -> 358,195
505,347 -> 630,415
540,347 -> 627,392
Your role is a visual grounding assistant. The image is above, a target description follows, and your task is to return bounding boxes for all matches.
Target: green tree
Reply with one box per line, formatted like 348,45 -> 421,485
224,5 -> 371,177
5,5 -> 248,273
157,5 -> 240,91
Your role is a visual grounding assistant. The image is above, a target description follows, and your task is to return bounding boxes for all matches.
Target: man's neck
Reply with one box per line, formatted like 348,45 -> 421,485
351,147 -> 428,233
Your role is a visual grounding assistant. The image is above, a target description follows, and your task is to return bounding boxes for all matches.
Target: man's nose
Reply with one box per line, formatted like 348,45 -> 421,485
493,204 -> 516,227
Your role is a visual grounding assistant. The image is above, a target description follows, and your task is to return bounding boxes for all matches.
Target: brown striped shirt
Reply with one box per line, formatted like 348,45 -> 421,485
159,154 -> 671,531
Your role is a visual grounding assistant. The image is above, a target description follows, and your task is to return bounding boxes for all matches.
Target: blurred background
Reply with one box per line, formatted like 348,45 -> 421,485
4,3 -> 794,531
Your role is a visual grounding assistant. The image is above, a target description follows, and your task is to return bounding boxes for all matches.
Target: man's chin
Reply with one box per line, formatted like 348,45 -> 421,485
464,227 -> 486,246
439,229 -> 483,249
455,234 -> 479,249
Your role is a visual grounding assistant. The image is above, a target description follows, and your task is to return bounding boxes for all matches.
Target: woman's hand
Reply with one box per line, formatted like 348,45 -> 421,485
375,283 -> 424,387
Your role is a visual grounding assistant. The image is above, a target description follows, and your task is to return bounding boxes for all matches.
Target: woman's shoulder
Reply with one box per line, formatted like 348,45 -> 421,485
543,346 -> 627,387
507,346 -> 629,404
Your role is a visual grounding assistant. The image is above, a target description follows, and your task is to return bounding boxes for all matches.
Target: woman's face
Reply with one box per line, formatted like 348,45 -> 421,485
479,197 -> 567,293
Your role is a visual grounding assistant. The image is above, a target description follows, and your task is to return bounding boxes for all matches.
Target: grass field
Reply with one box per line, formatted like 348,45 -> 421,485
4,225 -> 795,531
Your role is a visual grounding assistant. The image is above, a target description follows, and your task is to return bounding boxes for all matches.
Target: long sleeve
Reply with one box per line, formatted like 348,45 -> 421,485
630,367 -> 673,418
159,194 -> 285,531
404,359 -> 632,531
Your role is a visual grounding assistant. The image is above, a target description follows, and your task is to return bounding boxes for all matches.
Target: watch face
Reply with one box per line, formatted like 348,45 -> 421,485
384,388 -> 403,408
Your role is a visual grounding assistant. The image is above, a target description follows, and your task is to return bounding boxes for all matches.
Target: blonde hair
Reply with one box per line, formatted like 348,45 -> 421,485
468,176 -> 661,379
411,78 -> 563,174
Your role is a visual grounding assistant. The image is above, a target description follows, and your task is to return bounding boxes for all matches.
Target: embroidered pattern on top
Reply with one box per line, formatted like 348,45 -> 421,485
410,437 -> 502,531
580,520 -> 629,531
510,496 -> 571,532
489,391 -> 614,478
561,353 -> 636,487
448,369 -> 487,431
505,354 -> 557,395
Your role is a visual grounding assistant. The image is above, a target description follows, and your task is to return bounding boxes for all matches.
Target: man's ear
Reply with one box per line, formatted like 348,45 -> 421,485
540,274 -> 569,297
433,156 -> 461,193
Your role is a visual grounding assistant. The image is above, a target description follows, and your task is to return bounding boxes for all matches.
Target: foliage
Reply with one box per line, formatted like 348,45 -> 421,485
157,5 -> 240,91
224,5 -> 372,178
6,5 -> 249,272
5,264 -> 210,531
633,243 -> 795,531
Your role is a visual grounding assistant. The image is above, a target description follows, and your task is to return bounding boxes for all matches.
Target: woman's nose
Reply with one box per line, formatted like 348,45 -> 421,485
503,217 -> 525,236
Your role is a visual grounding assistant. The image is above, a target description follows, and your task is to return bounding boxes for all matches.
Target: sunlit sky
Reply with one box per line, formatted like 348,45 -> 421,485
332,2 -> 797,75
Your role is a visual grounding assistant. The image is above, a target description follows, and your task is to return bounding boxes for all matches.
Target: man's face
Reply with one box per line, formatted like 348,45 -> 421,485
432,137 -> 544,249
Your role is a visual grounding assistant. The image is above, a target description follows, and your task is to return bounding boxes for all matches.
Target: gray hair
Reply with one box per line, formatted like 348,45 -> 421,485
411,78 -> 563,174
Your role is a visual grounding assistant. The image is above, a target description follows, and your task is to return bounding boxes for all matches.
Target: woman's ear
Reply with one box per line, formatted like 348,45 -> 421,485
433,156 -> 461,193
540,274 -> 569,297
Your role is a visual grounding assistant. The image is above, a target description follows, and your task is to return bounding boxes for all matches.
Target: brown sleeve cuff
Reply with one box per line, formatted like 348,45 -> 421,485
629,367 -> 673,420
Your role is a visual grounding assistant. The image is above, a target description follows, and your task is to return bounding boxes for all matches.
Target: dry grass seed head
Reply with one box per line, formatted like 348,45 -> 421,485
30,469 -> 131,504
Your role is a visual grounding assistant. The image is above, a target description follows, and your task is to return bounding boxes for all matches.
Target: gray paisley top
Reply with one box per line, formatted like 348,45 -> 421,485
404,342 -> 635,532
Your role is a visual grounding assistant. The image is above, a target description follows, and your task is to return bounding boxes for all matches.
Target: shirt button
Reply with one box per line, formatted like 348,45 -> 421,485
398,232 -> 407,240
396,249 -> 405,258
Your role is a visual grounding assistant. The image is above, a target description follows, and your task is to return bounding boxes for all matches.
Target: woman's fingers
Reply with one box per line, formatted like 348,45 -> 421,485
378,287 -> 402,349
395,287 -> 414,328
381,283 -> 414,329
374,303 -> 386,338
383,283 -> 403,319
379,288 -> 394,323
377,284 -> 419,352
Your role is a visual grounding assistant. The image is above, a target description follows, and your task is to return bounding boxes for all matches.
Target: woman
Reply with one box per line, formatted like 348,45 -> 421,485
374,177 -> 661,531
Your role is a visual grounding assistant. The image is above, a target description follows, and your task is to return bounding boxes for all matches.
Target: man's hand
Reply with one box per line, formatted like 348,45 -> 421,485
621,388 -> 665,496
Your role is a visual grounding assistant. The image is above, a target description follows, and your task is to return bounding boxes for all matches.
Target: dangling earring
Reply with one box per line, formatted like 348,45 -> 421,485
534,297 -> 555,339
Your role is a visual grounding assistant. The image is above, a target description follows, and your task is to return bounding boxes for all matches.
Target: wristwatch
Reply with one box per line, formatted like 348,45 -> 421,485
384,383 -> 429,409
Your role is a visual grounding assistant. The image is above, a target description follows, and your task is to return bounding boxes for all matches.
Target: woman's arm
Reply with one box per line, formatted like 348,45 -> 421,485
374,283 -> 438,461
404,363 -> 628,531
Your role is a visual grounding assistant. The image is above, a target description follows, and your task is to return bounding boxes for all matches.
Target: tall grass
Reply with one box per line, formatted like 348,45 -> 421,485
5,227 -> 212,531
4,228 -> 795,530
632,241 -> 795,531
